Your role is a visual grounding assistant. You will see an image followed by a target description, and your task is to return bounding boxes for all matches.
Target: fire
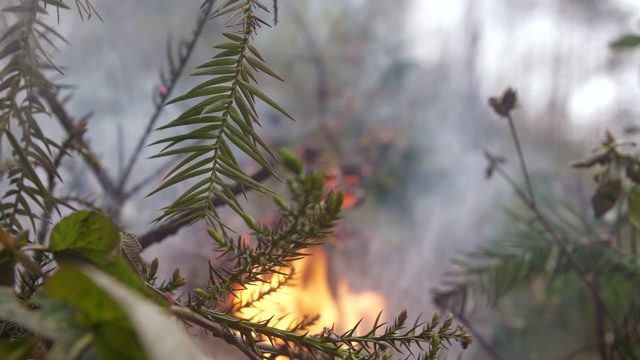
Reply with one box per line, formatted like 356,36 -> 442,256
233,246 -> 385,335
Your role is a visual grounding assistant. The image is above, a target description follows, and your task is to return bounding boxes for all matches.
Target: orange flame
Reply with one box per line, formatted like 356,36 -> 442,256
233,247 -> 385,335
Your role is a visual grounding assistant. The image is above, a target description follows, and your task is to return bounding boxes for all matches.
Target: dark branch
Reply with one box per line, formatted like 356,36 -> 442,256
40,88 -> 120,200
138,167 -> 272,249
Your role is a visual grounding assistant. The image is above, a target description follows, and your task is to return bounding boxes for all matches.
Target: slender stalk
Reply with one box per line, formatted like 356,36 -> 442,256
494,164 -> 619,335
506,114 -> 535,207
117,0 -> 215,193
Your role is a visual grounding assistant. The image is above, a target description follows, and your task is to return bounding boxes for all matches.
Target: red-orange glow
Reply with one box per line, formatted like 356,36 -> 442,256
341,192 -> 360,209
233,247 -> 385,336
344,174 -> 360,186
360,164 -> 373,177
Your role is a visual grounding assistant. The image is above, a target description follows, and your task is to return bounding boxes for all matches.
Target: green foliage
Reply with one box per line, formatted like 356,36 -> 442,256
0,0 -> 470,359
49,210 -> 119,264
193,157 -> 343,307
610,34 -> 640,49
148,0 -> 293,228
436,89 -> 640,359
46,266 -> 148,360
0,0 -> 99,233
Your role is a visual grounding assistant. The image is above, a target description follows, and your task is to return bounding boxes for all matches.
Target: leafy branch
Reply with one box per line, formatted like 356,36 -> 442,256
0,0 -> 102,233
190,148 -> 342,307
149,0 -> 293,228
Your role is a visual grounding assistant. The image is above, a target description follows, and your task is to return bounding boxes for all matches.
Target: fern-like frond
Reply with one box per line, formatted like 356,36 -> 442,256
195,307 -> 471,359
434,200 -> 640,313
0,0 -> 100,232
149,0 -> 293,227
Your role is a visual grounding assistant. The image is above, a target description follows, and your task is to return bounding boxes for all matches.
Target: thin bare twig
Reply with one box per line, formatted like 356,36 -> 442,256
117,0 -> 216,194
124,159 -> 176,199
40,88 -> 120,200
506,113 -> 536,206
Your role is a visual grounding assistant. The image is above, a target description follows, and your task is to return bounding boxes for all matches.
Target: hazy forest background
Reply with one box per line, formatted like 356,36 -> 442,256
4,0 -> 640,358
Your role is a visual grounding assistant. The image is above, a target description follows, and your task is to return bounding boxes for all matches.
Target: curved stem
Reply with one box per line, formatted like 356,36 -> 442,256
495,164 -> 619,336
506,114 -> 535,206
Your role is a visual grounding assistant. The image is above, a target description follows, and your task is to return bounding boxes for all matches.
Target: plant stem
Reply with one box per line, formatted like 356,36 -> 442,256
507,114 -> 536,207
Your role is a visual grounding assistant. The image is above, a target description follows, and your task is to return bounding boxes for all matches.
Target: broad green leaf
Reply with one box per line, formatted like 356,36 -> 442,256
99,257 -> 157,300
629,186 -> 640,229
49,210 -> 119,264
45,266 -> 147,360
610,34 -> 640,49
82,266 -> 209,360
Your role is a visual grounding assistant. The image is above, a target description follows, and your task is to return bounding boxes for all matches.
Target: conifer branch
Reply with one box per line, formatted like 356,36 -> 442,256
149,0 -> 293,227
138,167 -> 271,249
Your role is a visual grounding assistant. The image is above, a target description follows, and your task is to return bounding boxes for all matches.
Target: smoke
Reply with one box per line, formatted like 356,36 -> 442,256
21,0 -> 640,357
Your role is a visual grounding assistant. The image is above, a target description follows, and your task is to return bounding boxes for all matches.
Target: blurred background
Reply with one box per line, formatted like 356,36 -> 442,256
19,0 -> 640,358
